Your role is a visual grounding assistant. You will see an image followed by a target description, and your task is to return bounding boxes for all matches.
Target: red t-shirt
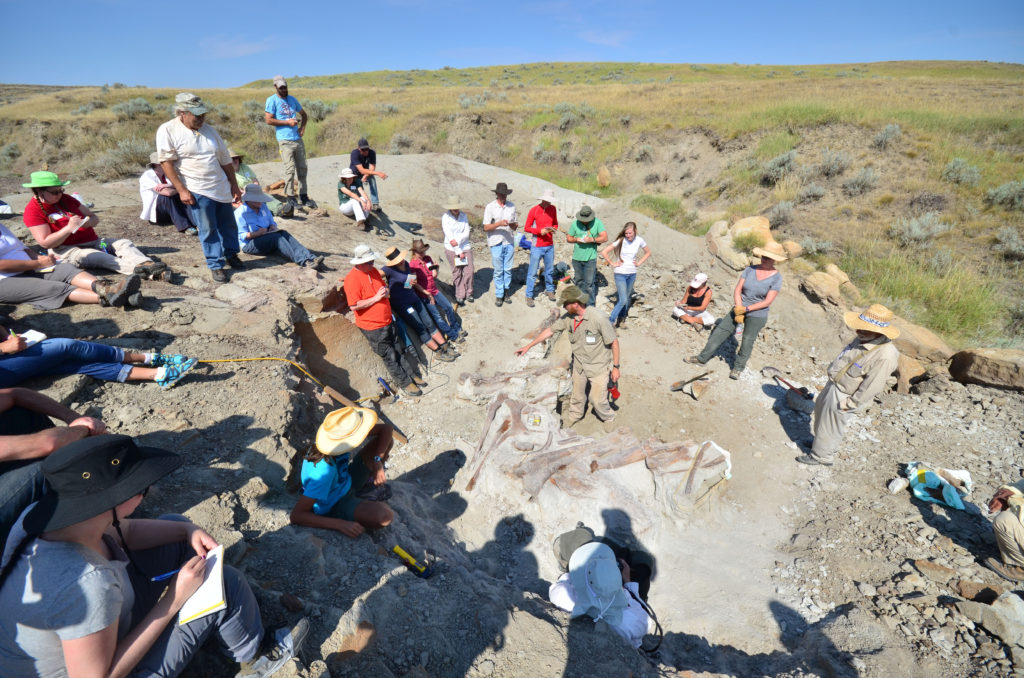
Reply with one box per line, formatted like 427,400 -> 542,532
22,195 -> 99,246
524,204 -> 558,247
343,266 -> 393,330
408,256 -> 439,296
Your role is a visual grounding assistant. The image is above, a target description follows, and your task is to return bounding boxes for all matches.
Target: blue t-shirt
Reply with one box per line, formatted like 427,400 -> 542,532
265,94 -> 303,142
300,454 -> 352,515
350,148 -> 377,174
382,264 -> 421,307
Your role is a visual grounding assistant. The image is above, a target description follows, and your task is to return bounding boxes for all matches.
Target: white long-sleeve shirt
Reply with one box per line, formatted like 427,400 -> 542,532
441,210 -> 471,256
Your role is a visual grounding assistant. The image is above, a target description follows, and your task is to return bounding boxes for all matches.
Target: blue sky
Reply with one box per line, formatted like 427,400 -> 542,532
1,0 -> 1021,87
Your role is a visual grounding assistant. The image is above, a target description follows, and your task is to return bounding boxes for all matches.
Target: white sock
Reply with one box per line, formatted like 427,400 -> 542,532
155,366 -> 167,381
143,352 -> 157,365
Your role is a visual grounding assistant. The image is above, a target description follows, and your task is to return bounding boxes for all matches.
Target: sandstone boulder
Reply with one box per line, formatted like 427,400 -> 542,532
892,317 -> 954,363
897,354 -> 926,394
730,215 -> 772,240
705,220 -> 750,271
840,280 -> 863,305
824,263 -> 850,285
800,272 -> 843,306
781,240 -> 804,258
949,348 -> 1024,391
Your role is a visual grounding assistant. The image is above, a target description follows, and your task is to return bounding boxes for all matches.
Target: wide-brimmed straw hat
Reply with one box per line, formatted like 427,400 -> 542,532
24,435 -> 182,534
350,244 -> 378,265
493,182 -> 513,196
752,241 -> 787,262
240,183 -> 274,203
538,188 -> 556,203
383,246 -> 407,267
568,542 -> 627,626
174,92 -> 209,115
411,238 -> 430,254
315,407 -> 378,456
559,284 -> 589,307
844,304 -> 901,339
22,171 -> 70,189
576,205 -> 596,224
443,196 -> 461,211
229,149 -> 243,160
339,168 -> 357,180
689,272 -> 708,288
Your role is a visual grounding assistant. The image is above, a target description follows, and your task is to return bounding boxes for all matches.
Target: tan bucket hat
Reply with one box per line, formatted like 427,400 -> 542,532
844,304 -> 901,339
443,195 -> 461,211
558,284 -> 589,307
315,407 -> 378,456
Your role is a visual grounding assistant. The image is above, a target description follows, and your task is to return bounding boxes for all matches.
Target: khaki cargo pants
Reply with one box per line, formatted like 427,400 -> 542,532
278,139 -> 308,197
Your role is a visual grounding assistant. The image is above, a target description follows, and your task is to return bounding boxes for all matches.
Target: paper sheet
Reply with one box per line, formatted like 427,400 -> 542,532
178,544 -> 226,625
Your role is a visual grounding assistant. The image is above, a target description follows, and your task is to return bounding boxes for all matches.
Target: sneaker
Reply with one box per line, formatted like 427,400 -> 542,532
155,358 -> 198,390
226,254 -> 246,270
546,291 -> 556,301
236,618 -> 309,678
985,557 -> 1024,583
452,333 -> 466,344
211,268 -> 228,283
525,297 -> 535,307
152,353 -> 192,368
455,298 -> 465,307
184,226 -> 198,236
795,454 -> 832,466
459,329 -> 468,339
93,275 -> 141,308
467,296 -> 475,304
729,369 -> 742,380
684,356 -> 704,365
495,297 -> 504,307
300,195 -> 318,209
403,383 -> 423,396
372,204 -> 381,212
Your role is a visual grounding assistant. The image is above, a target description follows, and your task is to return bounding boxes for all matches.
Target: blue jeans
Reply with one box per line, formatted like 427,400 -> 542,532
490,242 -> 514,298
610,272 -> 636,323
241,230 -> 313,264
395,298 -> 439,344
425,292 -> 462,339
187,195 -> 239,270
525,244 -> 554,298
572,258 -> 598,306
364,176 -> 380,206
0,338 -> 129,388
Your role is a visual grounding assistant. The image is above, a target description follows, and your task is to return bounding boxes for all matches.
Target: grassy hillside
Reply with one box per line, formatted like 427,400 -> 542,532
1,62 -> 1022,346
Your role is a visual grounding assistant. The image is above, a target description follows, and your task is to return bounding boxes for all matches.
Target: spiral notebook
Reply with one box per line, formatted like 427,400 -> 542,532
178,544 -> 226,625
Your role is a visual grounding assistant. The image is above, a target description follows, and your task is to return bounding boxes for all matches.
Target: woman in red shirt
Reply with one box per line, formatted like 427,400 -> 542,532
23,171 -> 169,282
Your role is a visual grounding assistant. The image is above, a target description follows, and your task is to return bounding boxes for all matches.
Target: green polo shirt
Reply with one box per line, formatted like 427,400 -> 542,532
568,218 -> 605,262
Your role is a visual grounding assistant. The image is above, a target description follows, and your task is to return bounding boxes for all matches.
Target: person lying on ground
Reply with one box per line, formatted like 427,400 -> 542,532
0,434 -> 309,678
686,240 -> 786,380
600,221 -> 651,328
24,171 -> 171,282
139,152 -> 197,235
291,406 -> 395,538
337,168 -> 372,230
0,325 -> 197,390
672,272 -> 714,330
0,221 -> 139,309
796,303 -> 900,467
381,246 -> 459,363
234,184 -> 324,270
350,137 -> 386,211
408,238 -> 465,343
0,387 -> 107,553
440,196 -> 474,305
985,478 -> 1024,583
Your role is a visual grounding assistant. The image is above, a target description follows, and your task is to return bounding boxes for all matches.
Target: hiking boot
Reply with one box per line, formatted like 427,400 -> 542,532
434,347 -> 457,363
305,255 -> 325,271
133,261 -> 168,280
443,343 -> 460,358
127,292 -> 144,308
467,296 -> 475,304
411,375 -> 428,387
986,558 -> 1024,583
156,358 -> 198,390
459,329 -> 469,339
454,298 -> 465,307
236,618 -> 309,678
211,269 -> 228,283
495,297 -> 504,307
372,204 -> 381,212
403,383 -> 423,397
276,202 -> 295,219
451,333 -> 466,344
226,254 -> 246,270
525,296 -> 535,307
300,195 -> 317,209
729,369 -> 743,380
156,268 -> 174,282
546,291 -> 556,301
93,275 -> 140,308
684,356 -> 704,365
795,454 -> 832,466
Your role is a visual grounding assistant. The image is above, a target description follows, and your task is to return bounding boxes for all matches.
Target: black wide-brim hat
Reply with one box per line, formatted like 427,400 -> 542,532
25,434 -> 182,534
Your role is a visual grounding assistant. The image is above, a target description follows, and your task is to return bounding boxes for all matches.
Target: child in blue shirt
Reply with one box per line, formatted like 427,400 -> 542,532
290,407 -> 394,538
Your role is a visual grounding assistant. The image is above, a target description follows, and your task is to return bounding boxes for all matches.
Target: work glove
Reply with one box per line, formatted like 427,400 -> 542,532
733,305 -> 746,323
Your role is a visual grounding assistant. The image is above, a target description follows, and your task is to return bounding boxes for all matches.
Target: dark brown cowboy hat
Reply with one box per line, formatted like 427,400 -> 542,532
411,239 -> 430,254
493,182 -> 513,196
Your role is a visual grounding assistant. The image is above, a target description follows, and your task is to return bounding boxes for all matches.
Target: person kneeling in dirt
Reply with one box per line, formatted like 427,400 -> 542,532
984,479 -> 1024,583
514,284 -> 619,427
234,184 -> 324,270
291,406 -> 394,538
549,541 -> 654,649
672,272 -> 714,330
796,304 -> 900,467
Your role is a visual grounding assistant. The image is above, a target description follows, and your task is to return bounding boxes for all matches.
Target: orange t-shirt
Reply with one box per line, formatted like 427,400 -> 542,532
343,266 -> 393,330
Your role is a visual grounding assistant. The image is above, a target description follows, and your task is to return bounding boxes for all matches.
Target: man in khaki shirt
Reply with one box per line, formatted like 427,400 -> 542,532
797,304 -> 900,466
515,285 -> 620,425
985,479 -> 1024,582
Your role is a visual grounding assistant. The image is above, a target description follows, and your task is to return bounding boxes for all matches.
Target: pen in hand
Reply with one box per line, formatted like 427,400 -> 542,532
150,568 -> 180,582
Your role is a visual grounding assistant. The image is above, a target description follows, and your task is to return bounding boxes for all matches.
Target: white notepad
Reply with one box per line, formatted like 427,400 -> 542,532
19,330 -> 46,347
178,544 -> 226,625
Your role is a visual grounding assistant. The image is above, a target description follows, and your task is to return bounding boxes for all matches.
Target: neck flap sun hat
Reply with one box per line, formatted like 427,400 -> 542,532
559,284 -> 589,307
339,167 -> 357,180
174,92 -> 209,115
752,241 -> 788,262
23,171 -> 70,189
315,406 -> 378,456
689,272 -> 708,288
844,303 -> 901,339
383,246 -> 407,267
240,184 -> 273,203
350,244 -> 378,265
538,188 -> 556,203
24,435 -> 181,534
576,205 -> 595,224
568,542 -> 628,626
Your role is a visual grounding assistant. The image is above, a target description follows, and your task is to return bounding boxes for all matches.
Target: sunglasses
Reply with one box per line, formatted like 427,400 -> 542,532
43,187 -> 64,196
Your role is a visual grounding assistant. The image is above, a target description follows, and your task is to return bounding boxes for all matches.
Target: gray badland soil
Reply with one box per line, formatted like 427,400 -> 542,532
2,153 -> 1022,677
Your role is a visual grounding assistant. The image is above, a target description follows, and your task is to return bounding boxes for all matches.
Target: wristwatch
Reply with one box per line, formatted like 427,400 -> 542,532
613,364 -> 620,368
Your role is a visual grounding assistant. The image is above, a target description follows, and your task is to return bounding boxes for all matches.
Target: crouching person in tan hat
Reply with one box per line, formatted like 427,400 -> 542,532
796,304 -> 900,466
515,284 -> 619,427
985,480 -> 1024,583
291,407 -> 395,538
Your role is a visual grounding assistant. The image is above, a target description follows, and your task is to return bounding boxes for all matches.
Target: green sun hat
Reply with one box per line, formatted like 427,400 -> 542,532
23,171 -> 71,189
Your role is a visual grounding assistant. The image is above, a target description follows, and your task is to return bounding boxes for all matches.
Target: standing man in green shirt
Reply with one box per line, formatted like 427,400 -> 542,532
566,205 -> 607,307
514,284 -> 619,426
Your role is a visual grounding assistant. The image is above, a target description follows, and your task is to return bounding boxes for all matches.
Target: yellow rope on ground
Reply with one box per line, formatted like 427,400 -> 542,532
196,357 -> 380,403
